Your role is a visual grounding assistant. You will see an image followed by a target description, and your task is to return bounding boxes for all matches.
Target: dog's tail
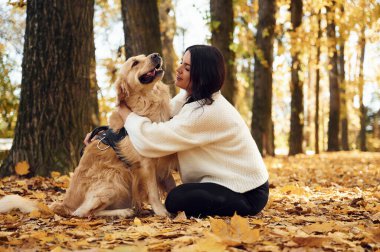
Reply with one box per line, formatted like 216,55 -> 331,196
0,195 -> 39,213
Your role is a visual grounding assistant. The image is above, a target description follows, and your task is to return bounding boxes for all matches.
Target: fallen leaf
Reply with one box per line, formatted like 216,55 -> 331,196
51,171 -> 61,179
173,211 -> 187,222
371,212 -> 380,222
293,236 -> 330,247
29,210 -> 41,218
15,161 -> 30,175
134,217 -> 142,226
209,214 -> 260,245
230,213 -> 260,243
302,222 -> 336,234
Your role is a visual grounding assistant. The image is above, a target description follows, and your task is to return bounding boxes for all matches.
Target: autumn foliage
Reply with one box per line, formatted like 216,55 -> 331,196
0,151 -> 379,251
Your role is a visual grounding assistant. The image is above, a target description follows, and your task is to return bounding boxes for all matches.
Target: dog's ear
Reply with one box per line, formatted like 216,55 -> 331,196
115,77 -> 130,104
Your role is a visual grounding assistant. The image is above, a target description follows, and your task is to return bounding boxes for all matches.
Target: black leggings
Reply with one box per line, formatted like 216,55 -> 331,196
165,181 -> 269,218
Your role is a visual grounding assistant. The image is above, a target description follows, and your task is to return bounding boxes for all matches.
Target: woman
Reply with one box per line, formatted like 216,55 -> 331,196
119,45 -> 269,217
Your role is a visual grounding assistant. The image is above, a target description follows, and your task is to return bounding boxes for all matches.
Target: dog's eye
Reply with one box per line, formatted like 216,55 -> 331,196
132,61 -> 139,68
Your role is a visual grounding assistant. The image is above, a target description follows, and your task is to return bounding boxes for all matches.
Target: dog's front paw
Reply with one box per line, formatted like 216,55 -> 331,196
72,208 -> 88,218
109,111 -> 124,130
152,205 -> 171,217
50,202 -> 72,217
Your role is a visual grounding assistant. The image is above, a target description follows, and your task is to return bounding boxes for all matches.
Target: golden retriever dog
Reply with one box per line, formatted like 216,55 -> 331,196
0,53 -> 177,218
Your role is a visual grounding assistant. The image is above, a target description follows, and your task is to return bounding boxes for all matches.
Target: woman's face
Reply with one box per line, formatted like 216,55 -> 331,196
175,50 -> 192,93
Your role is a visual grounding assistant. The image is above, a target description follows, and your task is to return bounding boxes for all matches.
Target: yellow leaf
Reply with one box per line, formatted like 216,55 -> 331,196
29,210 -> 41,218
15,161 -> 30,175
51,171 -> 61,179
0,231 -> 14,238
209,217 -> 229,238
37,202 -> 54,216
230,214 -> 260,243
111,245 -> 148,252
293,236 -> 330,247
16,181 -> 27,187
302,222 -> 335,234
30,231 -> 47,239
134,217 -> 142,226
51,247 -> 63,252
33,192 -> 46,199
180,232 -> 227,252
73,239 -> 89,247
173,211 -> 187,222
251,219 -> 265,225
7,239 -> 24,245
210,214 -> 260,245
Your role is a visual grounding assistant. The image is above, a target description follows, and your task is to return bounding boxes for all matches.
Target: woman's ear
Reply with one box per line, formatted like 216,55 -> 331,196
115,77 -> 130,104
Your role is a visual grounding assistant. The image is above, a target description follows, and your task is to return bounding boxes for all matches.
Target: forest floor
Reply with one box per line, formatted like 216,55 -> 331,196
0,151 -> 379,251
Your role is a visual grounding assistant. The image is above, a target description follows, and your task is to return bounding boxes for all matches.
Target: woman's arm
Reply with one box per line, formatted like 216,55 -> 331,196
118,103 -> 132,122
120,104 -> 215,158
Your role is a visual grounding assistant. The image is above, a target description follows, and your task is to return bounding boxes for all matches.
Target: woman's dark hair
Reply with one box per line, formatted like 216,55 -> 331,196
185,45 -> 225,106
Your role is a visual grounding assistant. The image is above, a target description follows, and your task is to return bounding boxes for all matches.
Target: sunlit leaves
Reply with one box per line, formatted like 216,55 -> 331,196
0,152 -> 379,250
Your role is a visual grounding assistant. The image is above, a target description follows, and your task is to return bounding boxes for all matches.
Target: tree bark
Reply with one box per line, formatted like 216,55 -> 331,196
315,11 -> 322,154
210,0 -> 237,105
0,0 -> 94,177
89,30 -> 100,128
358,26 -> 367,151
338,5 -> 349,151
288,0 -> 303,155
326,3 -> 340,151
251,0 -> 276,156
121,0 -> 163,58
158,0 -> 178,97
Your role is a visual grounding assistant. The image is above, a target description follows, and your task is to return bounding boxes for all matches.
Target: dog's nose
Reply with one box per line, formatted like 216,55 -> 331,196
151,53 -> 160,59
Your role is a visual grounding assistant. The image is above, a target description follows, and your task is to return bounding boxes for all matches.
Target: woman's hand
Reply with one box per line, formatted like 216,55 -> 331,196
118,102 -> 132,122
83,132 -> 93,146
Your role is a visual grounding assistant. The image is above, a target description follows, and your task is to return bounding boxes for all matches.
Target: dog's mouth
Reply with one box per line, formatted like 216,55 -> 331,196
139,63 -> 164,84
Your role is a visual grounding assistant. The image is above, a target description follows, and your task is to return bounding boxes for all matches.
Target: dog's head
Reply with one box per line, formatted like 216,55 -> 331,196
115,53 -> 164,103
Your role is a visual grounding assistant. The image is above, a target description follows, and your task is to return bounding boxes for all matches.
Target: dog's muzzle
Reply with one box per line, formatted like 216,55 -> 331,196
139,53 -> 164,84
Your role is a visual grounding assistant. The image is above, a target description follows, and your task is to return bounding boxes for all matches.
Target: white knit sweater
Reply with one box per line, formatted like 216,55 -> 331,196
124,89 -> 269,193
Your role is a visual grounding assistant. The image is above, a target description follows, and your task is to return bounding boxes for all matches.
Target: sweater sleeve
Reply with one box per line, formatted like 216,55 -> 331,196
124,108 -> 210,158
169,89 -> 188,117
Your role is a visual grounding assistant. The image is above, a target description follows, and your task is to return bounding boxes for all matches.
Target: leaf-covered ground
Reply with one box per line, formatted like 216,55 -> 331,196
0,151 -> 379,251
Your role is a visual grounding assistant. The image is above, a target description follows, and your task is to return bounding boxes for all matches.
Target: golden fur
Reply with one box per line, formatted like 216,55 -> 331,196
0,54 -> 178,218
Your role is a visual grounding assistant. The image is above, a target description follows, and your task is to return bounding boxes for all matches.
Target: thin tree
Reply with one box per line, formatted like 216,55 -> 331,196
251,0 -> 276,156
338,4 -> 349,150
121,0 -> 162,58
288,0 -> 303,155
315,10 -> 322,154
0,0 -> 95,177
358,26 -> 367,151
158,0 -> 178,96
210,0 -> 237,105
326,2 -> 340,151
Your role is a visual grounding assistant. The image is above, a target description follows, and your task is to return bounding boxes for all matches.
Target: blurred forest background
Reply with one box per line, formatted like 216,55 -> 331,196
0,0 -> 379,176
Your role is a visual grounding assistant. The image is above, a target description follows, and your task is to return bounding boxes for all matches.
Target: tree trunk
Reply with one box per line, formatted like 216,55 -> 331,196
288,0 -> 303,155
0,0 -> 94,177
358,26 -> 367,151
315,10 -> 322,154
89,30 -> 100,128
158,0 -> 178,97
374,110 -> 380,139
338,5 -> 349,151
251,0 -> 276,156
121,0 -> 163,58
326,4 -> 340,151
210,0 -> 237,105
